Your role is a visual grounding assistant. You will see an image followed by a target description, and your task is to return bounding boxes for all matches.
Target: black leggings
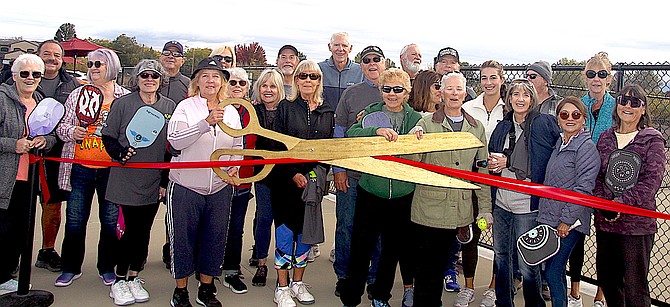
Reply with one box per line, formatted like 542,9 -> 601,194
567,234 -> 585,283
115,203 -> 160,276
461,222 -> 482,278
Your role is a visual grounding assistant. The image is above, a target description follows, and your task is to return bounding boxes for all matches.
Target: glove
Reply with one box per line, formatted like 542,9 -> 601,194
476,212 -> 493,228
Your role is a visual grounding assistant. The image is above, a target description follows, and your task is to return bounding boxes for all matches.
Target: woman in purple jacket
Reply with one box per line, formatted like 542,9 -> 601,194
593,84 -> 666,307
536,96 -> 600,307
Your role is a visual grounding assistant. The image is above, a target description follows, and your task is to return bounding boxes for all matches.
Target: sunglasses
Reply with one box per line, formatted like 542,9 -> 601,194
297,72 -> 321,80
558,110 -> 583,120
617,95 -> 645,108
19,71 -> 42,79
161,50 -> 183,57
381,86 -> 406,94
526,73 -> 538,80
213,55 -> 233,63
586,69 -> 608,79
362,56 -> 382,64
87,61 -> 105,68
432,83 -> 441,91
139,72 -> 161,79
229,80 -> 247,87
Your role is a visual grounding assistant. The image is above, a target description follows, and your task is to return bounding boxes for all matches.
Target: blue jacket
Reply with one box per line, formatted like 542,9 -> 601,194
537,131 -> 600,235
489,110 -> 560,211
318,57 -> 362,111
581,92 -> 615,143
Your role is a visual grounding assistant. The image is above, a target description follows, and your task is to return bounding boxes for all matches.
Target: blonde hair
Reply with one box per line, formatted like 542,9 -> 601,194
289,60 -> 323,104
505,79 -> 539,113
379,68 -> 412,103
252,69 -> 285,104
583,51 -> 613,88
209,44 -> 236,67
188,69 -> 229,102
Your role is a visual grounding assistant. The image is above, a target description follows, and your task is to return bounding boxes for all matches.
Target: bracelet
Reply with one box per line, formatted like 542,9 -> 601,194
604,212 -> 621,223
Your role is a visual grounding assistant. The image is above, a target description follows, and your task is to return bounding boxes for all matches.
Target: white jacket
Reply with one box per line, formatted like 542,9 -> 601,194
168,95 -> 243,195
462,93 -> 505,142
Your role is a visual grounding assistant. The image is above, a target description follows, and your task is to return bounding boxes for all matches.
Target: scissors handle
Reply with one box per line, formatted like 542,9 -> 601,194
210,148 -> 275,184
215,98 -> 300,149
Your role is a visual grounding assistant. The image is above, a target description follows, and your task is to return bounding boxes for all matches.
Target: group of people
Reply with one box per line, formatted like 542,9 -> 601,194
0,31 -> 664,307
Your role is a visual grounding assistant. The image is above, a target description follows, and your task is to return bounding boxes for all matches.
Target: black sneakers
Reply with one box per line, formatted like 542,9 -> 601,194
197,283 -> 222,307
252,265 -> 267,287
35,248 -> 62,272
171,287 -> 192,307
222,273 -> 248,294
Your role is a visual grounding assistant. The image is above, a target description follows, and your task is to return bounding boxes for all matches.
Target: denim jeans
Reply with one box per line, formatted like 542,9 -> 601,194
222,188 -> 251,275
493,206 -> 545,307
544,230 -> 582,307
252,182 -> 273,260
61,164 -> 118,275
334,177 -> 379,283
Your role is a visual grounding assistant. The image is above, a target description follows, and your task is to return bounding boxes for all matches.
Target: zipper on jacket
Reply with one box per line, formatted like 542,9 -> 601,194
389,179 -> 392,199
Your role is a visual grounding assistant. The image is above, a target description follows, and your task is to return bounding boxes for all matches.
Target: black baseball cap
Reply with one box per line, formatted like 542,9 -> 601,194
437,47 -> 459,62
191,57 -> 230,80
278,45 -> 299,56
163,41 -> 184,54
360,46 -> 384,59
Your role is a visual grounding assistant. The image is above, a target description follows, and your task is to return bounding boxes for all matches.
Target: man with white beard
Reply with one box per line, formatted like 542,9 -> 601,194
276,45 -> 300,93
400,44 -> 422,81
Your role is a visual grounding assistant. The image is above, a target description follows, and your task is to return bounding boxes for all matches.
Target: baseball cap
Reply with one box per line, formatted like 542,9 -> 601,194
278,45 -> 299,56
437,47 -> 459,62
360,46 -> 384,59
136,60 -> 162,76
191,57 -> 230,80
163,41 -> 184,54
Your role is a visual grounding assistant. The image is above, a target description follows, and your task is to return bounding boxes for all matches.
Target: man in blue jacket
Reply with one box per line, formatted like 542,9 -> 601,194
318,32 -> 363,110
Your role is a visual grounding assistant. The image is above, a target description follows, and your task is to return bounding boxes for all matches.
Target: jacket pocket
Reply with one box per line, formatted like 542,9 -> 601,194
414,187 -> 448,225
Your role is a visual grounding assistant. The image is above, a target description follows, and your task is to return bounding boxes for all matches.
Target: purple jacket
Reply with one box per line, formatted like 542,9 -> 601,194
594,127 -> 666,235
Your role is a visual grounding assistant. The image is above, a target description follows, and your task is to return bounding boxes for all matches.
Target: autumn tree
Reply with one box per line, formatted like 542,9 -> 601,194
54,23 -> 77,42
182,47 -> 214,76
235,42 -> 267,67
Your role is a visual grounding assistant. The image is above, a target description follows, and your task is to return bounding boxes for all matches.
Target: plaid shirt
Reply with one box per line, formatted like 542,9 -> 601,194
57,84 -> 130,191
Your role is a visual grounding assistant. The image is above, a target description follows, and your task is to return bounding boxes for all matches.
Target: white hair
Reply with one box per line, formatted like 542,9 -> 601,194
441,71 -> 466,90
329,32 -> 350,45
11,53 -> 45,73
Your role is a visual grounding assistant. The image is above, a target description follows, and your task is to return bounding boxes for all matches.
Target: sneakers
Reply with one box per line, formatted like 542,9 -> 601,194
249,245 -> 259,267
163,243 -> 171,270
223,273 -> 248,294
371,299 -> 391,307
480,288 -> 496,307
567,294 -> 583,307
252,265 -> 268,287
513,276 -> 523,295
54,272 -> 82,287
593,299 -> 606,307
444,269 -> 461,292
197,283 -> 222,307
307,245 -> 320,263
0,279 -> 18,292
454,287 -> 475,307
100,272 -> 116,286
110,280 -> 135,306
171,287 -> 192,307
402,287 -> 414,307
35,248 -> 62,272
329,244 -> 336,263
127,278 -> 149,303
542,284 -> 551,300
274,286 -> 297,307
290,281 -> 315,304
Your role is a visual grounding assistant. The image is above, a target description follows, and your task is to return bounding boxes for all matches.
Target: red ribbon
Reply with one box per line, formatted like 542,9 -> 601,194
29,154 -> 50,204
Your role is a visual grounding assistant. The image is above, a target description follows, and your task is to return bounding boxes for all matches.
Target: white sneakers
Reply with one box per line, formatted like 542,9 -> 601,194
480,288 -> 496,307
291,281 -> 315,304
274,286 -> 297,307
454,287 -> 475,307
307,245 -> 321,263
567,294 -> 583,307
110,278 -> 149,305
0,279 -> 31,293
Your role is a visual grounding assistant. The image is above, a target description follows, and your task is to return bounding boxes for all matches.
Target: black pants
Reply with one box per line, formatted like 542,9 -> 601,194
567,234 -> 585,283
596,230 -> 653,307
413,222 -> 457,307
340,186 -> 412,305
115,203 -> 160,276
0,181 -> 30,283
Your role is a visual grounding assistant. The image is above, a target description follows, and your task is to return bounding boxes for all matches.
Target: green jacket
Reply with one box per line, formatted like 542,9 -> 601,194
409,109 -> 491,229
346,101 -> 422,199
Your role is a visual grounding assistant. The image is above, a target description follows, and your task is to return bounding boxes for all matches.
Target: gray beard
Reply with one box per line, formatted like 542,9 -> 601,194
404,61 -> 420,74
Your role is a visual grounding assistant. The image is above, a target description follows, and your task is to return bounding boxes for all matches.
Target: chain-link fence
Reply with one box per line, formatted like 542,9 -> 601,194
466,62 -> 670,306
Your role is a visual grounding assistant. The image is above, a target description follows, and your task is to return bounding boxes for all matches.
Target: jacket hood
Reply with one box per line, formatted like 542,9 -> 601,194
0,83 -> 20,104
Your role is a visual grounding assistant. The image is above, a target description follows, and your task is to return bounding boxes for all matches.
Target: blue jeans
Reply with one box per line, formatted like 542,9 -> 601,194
61,164 -> 118,275
334,177 -> 379,283
545,230 -> 582,307
222,188 -> 251,275
493,206 -> 545,307
252,182 -> 273,260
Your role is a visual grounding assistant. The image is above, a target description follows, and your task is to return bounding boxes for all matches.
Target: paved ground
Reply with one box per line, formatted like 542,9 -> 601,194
15,193 -> 597,306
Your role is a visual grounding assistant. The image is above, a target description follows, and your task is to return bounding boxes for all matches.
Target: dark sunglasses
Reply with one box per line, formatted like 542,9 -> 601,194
229,80 -> 247,87
381,86 -> 406,94
558,110 -> 582,120
161,50 -> 183,57
586,69 -> 608,79
87,61 -> 105,68
362,56 -> 382,64
297,72 -> 321,80
526,73 -> 538,80
19,71 -> 42,79
617,95 -> 645,108
213,55 -> 233,63
139,72 -> 161,79
432,83 -> 441,91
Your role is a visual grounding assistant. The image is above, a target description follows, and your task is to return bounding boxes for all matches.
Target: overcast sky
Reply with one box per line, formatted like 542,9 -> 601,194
2,0 -> 668,68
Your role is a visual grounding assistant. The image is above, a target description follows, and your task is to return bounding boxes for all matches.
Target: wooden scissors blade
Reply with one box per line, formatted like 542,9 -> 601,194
326,157 -> 479,189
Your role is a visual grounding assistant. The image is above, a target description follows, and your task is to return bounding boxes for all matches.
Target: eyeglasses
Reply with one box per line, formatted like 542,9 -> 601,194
432,83 -> 441,91
87,61 -> 105,68
362,56 -> 382,64
229,80 -> 247,86
213,55 -> 233,63
617,95 -> 646,108
558,110 -> 582,120
586,69 -> 608,79
381,86 -> 406,94
161,50 -> 184,57
297,73 -> 321,80
526,73 -> 538,80
139,72 -> 160,79
19,71 -> 42,79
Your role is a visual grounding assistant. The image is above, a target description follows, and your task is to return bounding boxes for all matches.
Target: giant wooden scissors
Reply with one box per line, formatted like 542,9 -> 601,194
210,98 -> 483,189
